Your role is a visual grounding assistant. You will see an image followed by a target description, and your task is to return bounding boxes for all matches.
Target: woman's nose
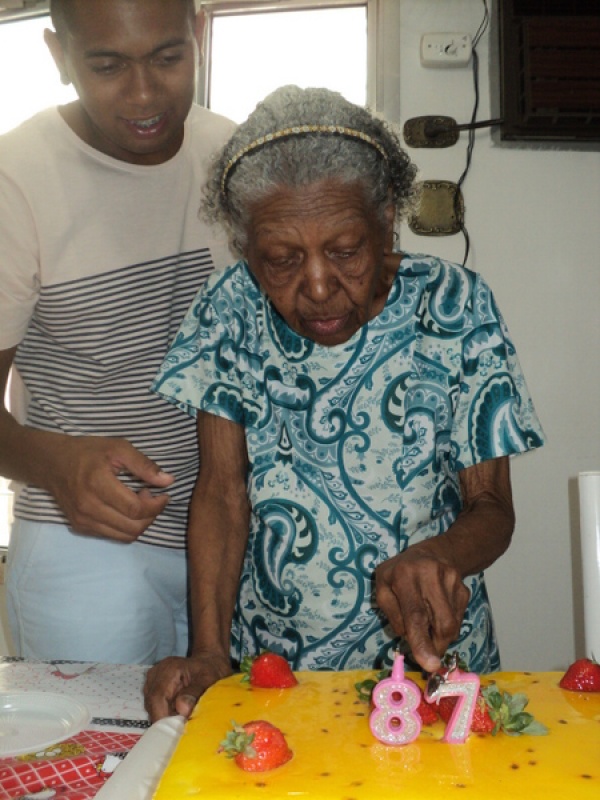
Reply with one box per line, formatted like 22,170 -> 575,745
302,258 -> 336,303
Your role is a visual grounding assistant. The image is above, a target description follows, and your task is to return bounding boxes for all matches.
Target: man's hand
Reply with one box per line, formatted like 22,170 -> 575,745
1,346 -> 174,541
144,652 -> 233,722
375,544 -> 470,674
46,435 -> 174,541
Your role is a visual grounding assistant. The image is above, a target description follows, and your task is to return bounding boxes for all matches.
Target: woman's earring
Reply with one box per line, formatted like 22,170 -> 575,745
385,228 -> 399,255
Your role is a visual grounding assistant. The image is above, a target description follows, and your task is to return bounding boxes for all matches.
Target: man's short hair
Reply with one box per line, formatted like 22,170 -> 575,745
49,0 -> 196,43
48,0 -> 72,42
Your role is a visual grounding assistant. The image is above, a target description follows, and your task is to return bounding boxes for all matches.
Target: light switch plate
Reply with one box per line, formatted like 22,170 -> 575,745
421,33 -> 472,68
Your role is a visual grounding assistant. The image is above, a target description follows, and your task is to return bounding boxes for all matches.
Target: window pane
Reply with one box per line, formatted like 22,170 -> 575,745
209,6 -> 367,123
0,15 -> 76,135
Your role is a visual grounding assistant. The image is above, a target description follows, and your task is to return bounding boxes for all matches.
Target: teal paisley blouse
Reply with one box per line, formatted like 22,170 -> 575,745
153,253 -> 544,673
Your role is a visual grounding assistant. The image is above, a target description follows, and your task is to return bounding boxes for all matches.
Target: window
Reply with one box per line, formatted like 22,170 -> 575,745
0,10 -> 76,135
202,2 -> 368,123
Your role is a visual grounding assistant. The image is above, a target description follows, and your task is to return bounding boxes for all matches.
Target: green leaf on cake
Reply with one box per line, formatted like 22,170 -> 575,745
482,684 -> 549,737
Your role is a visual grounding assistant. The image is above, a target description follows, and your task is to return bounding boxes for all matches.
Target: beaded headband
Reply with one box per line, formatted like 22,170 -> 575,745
220,124 -> 388,197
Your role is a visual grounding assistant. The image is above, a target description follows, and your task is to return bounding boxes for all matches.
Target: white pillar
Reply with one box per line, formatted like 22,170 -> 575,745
578,471 -> 600,660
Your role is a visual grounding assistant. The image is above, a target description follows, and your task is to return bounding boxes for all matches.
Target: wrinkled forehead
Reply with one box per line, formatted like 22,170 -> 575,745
246,180 -> 384,246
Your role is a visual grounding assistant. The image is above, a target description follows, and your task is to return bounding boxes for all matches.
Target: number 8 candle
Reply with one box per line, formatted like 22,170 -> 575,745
369,652 -> 422,745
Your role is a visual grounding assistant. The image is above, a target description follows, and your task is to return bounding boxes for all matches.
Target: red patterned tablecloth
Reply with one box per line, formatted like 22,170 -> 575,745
0,658 -> 149,800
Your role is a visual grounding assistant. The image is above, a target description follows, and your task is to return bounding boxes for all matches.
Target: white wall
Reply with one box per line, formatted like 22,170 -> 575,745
393,0 -> 600,670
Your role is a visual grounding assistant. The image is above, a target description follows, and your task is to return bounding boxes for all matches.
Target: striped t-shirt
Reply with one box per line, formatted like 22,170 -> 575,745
0,105 -> 236,547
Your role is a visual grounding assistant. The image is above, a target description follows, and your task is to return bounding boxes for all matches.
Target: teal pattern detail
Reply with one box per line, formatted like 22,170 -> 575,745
153,253 -> 545,673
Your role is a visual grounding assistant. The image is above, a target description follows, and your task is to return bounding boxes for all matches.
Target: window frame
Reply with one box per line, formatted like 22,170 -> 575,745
0,1 -> 49,23
196,0 -> 401,121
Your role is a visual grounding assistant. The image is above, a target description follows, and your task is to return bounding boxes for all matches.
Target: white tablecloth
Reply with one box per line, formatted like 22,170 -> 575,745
0,658 -> 175,799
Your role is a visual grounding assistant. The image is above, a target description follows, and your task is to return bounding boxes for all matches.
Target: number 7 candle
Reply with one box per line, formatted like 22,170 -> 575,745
425,664 -> 480,744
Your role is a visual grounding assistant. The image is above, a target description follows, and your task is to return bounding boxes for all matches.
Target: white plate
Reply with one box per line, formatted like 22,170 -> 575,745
0,691 -> 91,757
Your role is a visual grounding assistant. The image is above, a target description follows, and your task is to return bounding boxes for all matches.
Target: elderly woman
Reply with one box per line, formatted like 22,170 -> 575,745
144,85 -> 544,720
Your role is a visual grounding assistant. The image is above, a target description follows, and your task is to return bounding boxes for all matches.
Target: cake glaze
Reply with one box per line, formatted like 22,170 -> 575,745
153,670 -> 600,799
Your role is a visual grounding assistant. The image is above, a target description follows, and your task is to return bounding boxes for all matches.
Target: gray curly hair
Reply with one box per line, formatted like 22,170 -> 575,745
203,85 -> 418,256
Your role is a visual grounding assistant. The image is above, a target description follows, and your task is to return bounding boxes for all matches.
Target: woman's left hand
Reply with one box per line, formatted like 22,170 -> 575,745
375,544 -> 470,673
374,456 -> 515,674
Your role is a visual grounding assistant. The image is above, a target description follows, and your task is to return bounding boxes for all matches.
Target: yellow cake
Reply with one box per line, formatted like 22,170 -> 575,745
153,670 -> 600,799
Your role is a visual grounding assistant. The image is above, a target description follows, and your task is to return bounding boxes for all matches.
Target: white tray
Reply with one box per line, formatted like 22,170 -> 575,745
95,715 -> 184,800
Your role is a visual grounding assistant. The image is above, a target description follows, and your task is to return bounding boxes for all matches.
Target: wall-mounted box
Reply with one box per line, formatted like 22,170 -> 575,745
499,1 -> 600,142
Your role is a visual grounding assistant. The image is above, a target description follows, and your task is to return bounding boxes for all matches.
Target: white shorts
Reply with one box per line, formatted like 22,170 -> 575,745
6,518 -> 189,664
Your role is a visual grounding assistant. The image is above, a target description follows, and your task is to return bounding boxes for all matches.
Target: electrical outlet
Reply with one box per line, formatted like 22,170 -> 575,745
420,33 -> 472,68
409,181 -> 464,237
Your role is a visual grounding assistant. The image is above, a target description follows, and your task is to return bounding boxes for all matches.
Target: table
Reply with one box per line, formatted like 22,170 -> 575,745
0,658 -> 150,800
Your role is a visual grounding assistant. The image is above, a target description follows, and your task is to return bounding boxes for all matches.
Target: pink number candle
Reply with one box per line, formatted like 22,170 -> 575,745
425,668 -> 480,744
369,653 -> 422,745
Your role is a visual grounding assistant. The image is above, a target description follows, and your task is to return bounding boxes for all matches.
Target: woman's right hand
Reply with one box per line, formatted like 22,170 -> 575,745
143,651 -> 233,723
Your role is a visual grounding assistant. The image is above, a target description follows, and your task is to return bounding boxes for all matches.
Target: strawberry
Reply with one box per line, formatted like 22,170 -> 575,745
416,686 -> 439,725
436,695 -> 457,724
435,684 -> 548,736
220,720 -> 293,772
355,671 -> 438,725
470,694 -> 496,733
559,658 -> 600,692
241,652 -> 298,689
436,691 -> 494,732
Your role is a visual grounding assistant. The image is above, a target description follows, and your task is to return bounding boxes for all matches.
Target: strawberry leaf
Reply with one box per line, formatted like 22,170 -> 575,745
240,655 -> 254,683
507,692 -> 529,715
355,678 -> 377,703
355,669 -> 391,703
503,712 -> 535,735
482,685 -> 504,710
481,684 -> 548,737
220,721 -> 257,757
520,719 -> 549,736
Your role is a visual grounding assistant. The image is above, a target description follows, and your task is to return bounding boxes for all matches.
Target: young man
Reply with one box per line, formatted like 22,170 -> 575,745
0,0 -> 235,663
